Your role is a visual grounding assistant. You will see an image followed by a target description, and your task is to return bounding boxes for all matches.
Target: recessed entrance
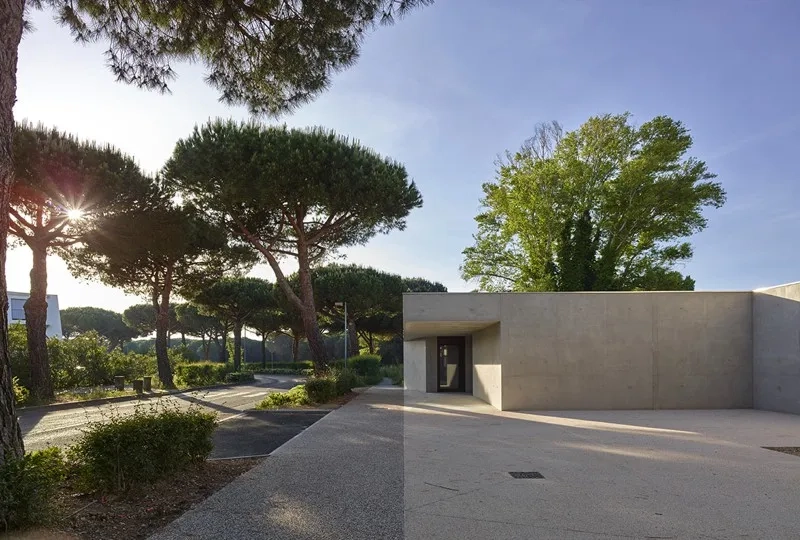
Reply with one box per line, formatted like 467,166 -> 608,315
437,336 -> 465,392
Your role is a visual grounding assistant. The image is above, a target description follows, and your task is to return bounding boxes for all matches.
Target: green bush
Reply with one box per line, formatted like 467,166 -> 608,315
174,362 -> 231,387
348,354 -> 382,378
381,364 -> 404,386
12,377 -> 29,406
8,324 -> 30,390
169,343 -> 200,363
0,447 -> 66,530
49,331 -> 113,389
300,368 -> 315,377
257,385 -> 309,408
331,369 -> 364,395
69,403 -> 216,492
106,350 -> 157,382
305,378 -> 337,403
225,371 -> 255,383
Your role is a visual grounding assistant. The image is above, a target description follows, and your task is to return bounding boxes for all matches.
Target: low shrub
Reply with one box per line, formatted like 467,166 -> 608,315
381,365 -> 404,386
257,385 -> 309,409
69,403 -> 216,492
331,369 -> 364,395
174,362 -> 231,387
106,351 -> 157,382
305,378 -> 337,403
0,447 -> 66,530
12,377 -> 29,406
300,368 -> 315,377
347,354 -> 382,379
225,371 -> 255,383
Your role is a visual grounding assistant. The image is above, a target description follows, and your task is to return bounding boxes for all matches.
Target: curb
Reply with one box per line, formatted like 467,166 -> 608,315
18,379 -> 267,413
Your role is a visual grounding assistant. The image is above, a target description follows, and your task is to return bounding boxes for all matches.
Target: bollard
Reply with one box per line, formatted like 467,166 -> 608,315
114,376 -> 125,391
133,379 -> 144,394
142,376 -> 152,392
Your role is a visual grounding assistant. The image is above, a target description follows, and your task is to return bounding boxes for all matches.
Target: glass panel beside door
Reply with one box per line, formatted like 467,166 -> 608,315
437,337 -> 465,392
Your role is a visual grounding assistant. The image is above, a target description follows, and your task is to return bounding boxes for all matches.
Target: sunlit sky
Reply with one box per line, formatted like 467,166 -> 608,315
9,0 -> 800,312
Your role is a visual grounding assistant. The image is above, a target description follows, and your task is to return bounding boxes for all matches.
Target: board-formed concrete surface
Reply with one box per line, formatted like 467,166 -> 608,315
404,291 -> 755,410
753,281 -> 800,414
404,390 -> 800,539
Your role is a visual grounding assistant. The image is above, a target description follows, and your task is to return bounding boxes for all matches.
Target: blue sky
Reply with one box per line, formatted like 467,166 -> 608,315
9,0 -> 800,311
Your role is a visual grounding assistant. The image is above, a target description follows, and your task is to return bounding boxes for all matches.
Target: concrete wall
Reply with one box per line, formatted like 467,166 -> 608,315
753,282 -> 800,414
404,291 -> 755,411
472,323 -> 502,408
500,292 -> 753,410
403,339 -> 427,392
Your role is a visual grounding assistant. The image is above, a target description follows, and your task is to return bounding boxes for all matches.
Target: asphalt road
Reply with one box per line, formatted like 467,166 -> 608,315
20,374 -> 311,453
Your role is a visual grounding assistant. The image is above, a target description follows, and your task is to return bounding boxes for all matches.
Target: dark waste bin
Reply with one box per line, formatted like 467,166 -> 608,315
133,380 -> 143,394
142,376 -> 152,392
114,376 -> 125,391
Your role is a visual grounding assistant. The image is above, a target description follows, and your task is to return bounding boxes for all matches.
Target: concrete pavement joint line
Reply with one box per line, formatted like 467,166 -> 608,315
403,477 -> 513,512
407,509 -> 678,539
423,481 -> 459,492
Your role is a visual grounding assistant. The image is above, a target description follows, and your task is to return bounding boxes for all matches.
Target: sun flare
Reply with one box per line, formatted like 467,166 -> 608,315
66,208 -> 85,221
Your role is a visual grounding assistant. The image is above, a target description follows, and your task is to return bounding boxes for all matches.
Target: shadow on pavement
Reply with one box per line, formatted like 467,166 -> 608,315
211,410 -> 329,459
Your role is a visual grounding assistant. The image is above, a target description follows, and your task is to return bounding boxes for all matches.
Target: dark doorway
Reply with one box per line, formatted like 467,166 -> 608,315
437,336 -> 466,392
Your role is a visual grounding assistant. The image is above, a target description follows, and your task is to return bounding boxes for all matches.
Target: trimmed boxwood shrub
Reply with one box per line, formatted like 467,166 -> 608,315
305,378 -> 337,403
225,371 -> 255,383
12,377 -> 29,406
333,369 -> 363,395
174,362 -> 231,387
0,447 -> 66,530
69,404 -> 216,492
347,355 -> 381,378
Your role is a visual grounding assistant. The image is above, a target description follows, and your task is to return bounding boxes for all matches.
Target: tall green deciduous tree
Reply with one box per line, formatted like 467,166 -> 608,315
0,0 -> 430,468
67,202 -> 250,388
461,114 -> 726,292
60,307 -> 139,349
10,123 -> 151,399
192,277 -> 274,371
163,121 -> 422,370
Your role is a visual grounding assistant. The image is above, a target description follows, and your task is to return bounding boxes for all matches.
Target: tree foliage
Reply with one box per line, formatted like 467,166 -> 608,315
60,307 -> 139,348
66,198 -> 251,387
9,122 -> 152,400
31,0 -> 431,116
461,114 -> 726,292
163,121 -> 422,368
192,277 -> 274,370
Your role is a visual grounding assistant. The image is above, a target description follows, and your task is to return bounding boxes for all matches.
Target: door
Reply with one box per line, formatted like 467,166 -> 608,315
437,336 -> 465,392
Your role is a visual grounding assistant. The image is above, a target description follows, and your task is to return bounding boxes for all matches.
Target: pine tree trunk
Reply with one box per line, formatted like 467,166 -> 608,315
153,270 -> 175,389
296,247 -> 329,371
201,335 -> 209,360
221,330 -> 229,363
233,323 -> 242,371
24,242 -> 53,400
0,0 -> 25,467
181,332 -> 186,346
261,337 -> 267,368
292,334 -> 300,362
368,332 -> 375,354
347,321 -> 358,358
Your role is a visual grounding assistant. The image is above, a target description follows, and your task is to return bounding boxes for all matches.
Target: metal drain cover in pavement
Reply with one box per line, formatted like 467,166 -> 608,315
509,471 -> 544,479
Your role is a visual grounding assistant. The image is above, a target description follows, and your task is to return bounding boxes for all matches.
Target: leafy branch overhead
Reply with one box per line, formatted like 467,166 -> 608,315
461,113 -> 726,292
32,0 -> 433,115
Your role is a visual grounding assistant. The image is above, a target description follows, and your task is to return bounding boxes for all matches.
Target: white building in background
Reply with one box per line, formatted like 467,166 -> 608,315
7,291 -> 63,338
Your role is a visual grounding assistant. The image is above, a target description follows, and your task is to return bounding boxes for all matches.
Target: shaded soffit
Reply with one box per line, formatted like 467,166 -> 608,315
404,320 -> 499,340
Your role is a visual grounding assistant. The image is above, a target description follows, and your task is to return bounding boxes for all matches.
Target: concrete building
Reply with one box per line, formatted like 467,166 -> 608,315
8,291 -> 63,338
403,281 -> 800,414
